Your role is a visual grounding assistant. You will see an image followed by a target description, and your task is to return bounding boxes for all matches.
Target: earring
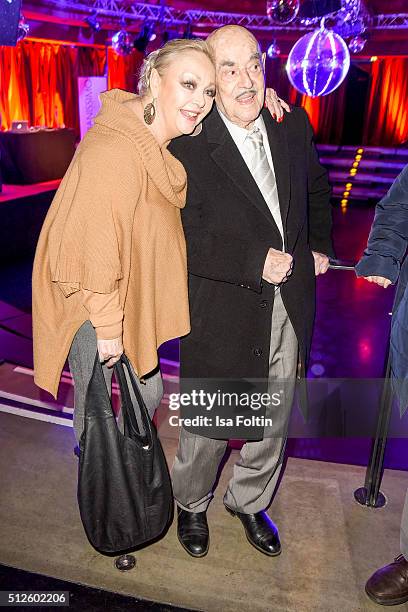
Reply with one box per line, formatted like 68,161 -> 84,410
143,99 -> 156,125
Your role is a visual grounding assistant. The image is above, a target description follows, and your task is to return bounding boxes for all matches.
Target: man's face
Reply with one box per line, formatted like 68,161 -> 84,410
212,29 -> 265,129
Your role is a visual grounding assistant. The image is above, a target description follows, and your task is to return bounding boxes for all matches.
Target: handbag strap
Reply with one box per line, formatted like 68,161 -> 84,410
84,352 -> 114,419
114,354 -> 154,449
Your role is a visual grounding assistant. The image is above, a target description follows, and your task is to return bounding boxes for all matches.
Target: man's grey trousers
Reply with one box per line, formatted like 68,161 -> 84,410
171,290 -> 299,515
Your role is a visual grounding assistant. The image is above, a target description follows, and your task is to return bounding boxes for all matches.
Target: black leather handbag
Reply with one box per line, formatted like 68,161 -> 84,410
77,352 -> 173,554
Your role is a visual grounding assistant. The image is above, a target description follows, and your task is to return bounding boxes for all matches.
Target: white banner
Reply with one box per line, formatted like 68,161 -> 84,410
78,76 -> 107,140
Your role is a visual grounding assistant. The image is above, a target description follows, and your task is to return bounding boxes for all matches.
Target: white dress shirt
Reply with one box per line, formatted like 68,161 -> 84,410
218,108 -> 284,247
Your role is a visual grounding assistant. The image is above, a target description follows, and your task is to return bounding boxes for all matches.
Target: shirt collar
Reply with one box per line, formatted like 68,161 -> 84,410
217,107 -> 267,147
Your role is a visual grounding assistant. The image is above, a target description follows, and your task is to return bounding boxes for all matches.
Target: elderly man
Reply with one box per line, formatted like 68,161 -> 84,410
169,25 -> 334,558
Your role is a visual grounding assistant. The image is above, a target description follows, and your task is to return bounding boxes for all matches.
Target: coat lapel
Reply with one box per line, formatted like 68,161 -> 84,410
205,108 -> 281,233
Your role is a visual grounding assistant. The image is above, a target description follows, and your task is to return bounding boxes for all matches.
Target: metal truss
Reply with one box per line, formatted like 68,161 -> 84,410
42,0 -> 305,29
370,14 -> 408,29
42,0 -> 408,31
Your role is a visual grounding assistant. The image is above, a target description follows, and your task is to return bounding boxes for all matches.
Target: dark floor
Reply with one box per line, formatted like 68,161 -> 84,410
0,564 -> 195,611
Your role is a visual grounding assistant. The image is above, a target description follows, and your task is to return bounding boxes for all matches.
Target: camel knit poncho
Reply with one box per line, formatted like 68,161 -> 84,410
32,88 -> 190,398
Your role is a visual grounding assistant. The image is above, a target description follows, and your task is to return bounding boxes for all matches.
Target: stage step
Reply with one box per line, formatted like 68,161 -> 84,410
316,144 -> 407,203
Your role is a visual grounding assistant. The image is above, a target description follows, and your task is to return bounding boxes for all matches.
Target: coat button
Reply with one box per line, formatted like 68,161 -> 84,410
253,347 -> 263,357
260,300 -> 268,308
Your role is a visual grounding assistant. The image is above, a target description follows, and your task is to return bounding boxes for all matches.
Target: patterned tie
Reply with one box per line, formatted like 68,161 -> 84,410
245,127 -> 284,243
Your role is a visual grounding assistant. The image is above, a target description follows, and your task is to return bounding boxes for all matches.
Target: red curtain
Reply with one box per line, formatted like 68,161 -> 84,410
0,39 -> 143,136
0,44 -> 30,130
363,57 -> 408,146
107,47 -> 144,92
2,41 -> 408,146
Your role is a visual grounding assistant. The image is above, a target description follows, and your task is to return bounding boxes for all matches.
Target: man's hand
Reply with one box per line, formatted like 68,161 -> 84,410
262,248 -> 293,285
364,275 -> 392,288
264,88 -> 291,122
97,336 -> 123,368
312,251 -> 330,276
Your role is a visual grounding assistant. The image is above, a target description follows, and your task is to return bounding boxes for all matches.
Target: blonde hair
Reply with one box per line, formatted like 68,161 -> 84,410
138,38 -> 214,96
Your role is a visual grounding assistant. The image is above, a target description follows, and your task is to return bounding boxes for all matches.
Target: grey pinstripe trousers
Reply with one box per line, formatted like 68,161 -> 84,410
171,290 -> 298,514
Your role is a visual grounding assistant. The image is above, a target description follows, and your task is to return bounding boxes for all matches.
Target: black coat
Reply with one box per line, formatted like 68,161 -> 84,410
169,106 -> 334,380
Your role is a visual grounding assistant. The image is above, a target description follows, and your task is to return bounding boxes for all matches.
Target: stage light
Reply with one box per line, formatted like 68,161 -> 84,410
17,13 -> 29,42
341,199 -> 348,205
343,191 -> 350,197
346,182 -> 352,189
112,29 -> 133,56
85,12 -> 101,32
134,23 -> 153,53
357,148 -> 364,153
267,40 -> 281,59
355,154 -> 362,161
370,56 -> 378,62
286,26 -> 350,97
147,21 -> 157,42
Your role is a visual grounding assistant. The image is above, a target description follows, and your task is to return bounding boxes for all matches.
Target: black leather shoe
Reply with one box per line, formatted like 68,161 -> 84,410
177,507 -> 209,558
365,554 -> 408,606
225,505 -> 281,556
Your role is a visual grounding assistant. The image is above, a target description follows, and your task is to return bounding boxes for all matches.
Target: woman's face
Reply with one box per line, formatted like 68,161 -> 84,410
152,50 -> 216,139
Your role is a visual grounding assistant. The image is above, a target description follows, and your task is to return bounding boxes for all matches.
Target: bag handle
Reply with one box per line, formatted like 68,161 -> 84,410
84,352 -> 115,420
114,354 -> 154,450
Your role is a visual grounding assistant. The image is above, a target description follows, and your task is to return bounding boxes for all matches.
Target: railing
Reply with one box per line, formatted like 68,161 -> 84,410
330,258 -> 392,509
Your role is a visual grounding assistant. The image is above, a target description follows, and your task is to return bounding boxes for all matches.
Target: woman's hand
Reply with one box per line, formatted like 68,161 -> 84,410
364,276 -> 392,288
97,336 -> 123,368
264,88 -> 291,122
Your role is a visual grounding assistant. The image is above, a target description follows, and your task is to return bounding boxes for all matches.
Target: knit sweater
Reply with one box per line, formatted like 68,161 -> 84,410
32,88 -> 190,398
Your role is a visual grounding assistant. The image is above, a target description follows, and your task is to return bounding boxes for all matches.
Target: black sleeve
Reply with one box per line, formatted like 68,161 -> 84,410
181,177 -> 269,293
302,108 -> 335,258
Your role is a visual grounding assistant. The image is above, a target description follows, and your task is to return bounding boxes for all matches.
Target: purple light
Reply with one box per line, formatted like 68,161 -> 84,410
112,30 -> 133,56
286,27 -> 350,97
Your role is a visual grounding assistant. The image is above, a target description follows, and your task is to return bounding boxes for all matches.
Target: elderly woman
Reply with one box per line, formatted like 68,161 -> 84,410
32,38 -> 217,441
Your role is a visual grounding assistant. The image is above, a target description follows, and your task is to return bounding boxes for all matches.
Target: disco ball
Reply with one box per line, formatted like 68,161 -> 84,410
266,0 -> 300,25
267,40 -> 281,59
112,30 -> 133,56
343,0 -> 361,21
286,27 -> 350,97
348,35 -> 366,54
17,14 -> 29,42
